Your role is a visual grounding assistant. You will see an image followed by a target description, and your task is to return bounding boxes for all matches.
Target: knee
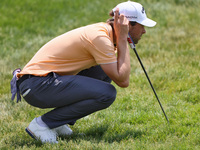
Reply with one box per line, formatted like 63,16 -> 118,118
98,84 -> 117,107
107,84 -> 117,102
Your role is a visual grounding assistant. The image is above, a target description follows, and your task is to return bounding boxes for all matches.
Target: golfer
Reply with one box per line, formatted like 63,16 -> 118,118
11,1 -> 156,143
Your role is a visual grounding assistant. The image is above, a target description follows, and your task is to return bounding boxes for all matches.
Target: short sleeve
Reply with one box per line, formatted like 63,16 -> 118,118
87,29 -> 117,64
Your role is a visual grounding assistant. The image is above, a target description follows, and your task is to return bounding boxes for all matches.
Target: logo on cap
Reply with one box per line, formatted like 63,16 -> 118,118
142,7 -> 145,14
126,16 -> 137,19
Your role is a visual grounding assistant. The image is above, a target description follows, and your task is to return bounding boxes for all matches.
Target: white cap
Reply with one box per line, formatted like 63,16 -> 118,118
113,1 -> 156,27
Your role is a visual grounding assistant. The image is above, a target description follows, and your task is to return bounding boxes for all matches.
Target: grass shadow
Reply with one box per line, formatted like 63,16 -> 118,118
63,124 -> 145,144
3,134 -> 43,149
6,124 -> 145,148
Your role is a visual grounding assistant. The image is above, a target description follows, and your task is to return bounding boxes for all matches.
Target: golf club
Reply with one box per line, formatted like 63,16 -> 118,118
127,33 -> 169,124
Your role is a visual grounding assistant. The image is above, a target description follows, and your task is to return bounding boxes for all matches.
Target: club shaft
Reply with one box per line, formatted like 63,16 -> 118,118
133,47 -> 169,123
128,33 -> 169,123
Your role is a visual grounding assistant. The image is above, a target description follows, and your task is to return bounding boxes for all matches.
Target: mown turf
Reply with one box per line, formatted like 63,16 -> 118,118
0,0 -> 199,149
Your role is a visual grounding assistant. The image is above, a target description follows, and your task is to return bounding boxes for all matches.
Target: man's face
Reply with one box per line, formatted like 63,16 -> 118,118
129,23 -> 146,44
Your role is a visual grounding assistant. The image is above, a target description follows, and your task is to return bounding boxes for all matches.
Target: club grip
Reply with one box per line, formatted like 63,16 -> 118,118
127,33 -> 135,49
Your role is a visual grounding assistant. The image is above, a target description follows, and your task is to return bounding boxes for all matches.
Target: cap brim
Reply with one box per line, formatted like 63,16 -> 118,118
139,18 -> 157,27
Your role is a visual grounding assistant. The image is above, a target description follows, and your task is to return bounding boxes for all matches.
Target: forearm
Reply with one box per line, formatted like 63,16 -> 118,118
100,41 -> 130,87
116,38 -> 131,87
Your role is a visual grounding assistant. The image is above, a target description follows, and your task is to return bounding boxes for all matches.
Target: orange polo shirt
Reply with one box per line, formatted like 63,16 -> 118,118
17,22 -> 116,77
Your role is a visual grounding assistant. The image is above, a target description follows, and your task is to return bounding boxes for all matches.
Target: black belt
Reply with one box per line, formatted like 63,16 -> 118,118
17,75 -> 34,86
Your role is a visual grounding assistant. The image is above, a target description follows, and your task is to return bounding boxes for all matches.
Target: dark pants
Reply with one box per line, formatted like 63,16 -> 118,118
18,66 -> 117,129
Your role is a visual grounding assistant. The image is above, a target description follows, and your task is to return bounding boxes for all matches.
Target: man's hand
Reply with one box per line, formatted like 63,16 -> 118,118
114,8 -> 129,45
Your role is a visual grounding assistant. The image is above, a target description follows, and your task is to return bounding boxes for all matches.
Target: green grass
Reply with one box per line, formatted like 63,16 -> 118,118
0,0 -> 200,149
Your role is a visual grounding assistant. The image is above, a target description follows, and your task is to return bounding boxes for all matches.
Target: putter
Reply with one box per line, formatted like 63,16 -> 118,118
127,33 -> 169,124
